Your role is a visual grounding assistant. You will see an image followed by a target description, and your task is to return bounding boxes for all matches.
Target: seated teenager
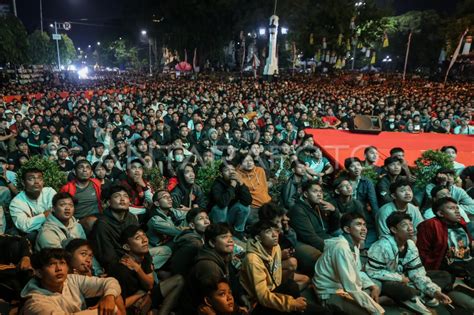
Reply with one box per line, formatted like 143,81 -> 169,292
367,212 -> 452,314
240,221 -> 308,315
171,163 -> 207,211
108,225 -> 184,315
21,248 -> 126,315
376,179 -> 424,237
313,212 -> 384,315
258,202 -> 310,290
185,223 -> 235,313
170,208 -> 210,276
66,238 -> 95,276
35,192 -> 87,251
417,197 -> 474,311
209,163 -> 252,240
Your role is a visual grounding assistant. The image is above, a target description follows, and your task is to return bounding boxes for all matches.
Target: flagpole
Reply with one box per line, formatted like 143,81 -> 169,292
444,28 -> 469,85
402,31 -> 412,82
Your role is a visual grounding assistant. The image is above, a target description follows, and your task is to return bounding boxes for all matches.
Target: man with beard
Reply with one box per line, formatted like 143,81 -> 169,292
91,184 -> 139,272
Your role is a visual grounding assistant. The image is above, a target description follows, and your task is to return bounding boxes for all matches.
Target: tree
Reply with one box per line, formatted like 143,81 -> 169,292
27,30 -> 54,65
57,34 -> 76,66
0,15 -> 29,65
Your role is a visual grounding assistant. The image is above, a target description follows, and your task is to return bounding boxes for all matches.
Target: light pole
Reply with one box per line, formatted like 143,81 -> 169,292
141,30 -> 152,76
54,22 -> 61,70
40,0 -> 43,32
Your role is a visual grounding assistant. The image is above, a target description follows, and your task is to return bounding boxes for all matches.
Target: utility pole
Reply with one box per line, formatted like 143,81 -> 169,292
148,38 -> 152,76
12,0 -> 17,16
40,0 -> 43,32
54,22 -> 61,70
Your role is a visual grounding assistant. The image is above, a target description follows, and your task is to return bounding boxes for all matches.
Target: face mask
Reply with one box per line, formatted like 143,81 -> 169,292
175,155 -> 184,162
21,131 -> 28,138
388,118 -> 395,122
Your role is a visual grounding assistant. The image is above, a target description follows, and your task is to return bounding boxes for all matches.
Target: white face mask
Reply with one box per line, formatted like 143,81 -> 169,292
175,155 -> 184,162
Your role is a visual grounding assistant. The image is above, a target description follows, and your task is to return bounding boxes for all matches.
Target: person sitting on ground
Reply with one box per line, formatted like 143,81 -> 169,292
209,163 -> 252,240
109,225 -> 184,315
171,163 -> 207,212
281,159 -> 312,210
9,168 -> 56,241
0,234 -> 32,305
426,168 -> 474,216
21,248 -> 126,315
460,166 -> 474,199
186,223 -> 235,313
258,202 -> 310,291
376,179 -> 424,237
363,146 -> 383,175
236,153 -> 272,226
198,278 -> 247,315
119,158 -> 153,217
60,159 -> 102,233
35,192 -> 86,251
170,207 -> 210,276
441,146 -> 465,175
417,197 -> 474,311
92,161 -> 112,190
289,179 -> 340,253
367,212 -> 452,314
376,157 -> 406,206
389,147 -> 416,183
313,212 -> 384,315
331,177 -> 366,217
90,184 -> 139,272
65,239 -> 95,276
240,220 -> 308,315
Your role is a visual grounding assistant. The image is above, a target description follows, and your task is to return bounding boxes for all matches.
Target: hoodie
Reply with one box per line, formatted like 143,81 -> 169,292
171,167 -> 207,209
240,239 -> 298,312
170,229 -> 204,275
21,274 -> 121,314
237,166 -> 271,208
35,214 -> 87,251
313,235 -> 384,314
366,235 -> 441,297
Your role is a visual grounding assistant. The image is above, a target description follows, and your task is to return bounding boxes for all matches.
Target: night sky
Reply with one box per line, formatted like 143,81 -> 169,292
14,0 -> 462,49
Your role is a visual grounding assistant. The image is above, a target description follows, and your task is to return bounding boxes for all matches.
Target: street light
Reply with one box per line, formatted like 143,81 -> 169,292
140,30 -> 152,76
97,42 -> 101,46
281,27 -> 288,35
259,28 -> 266,36
88,44 -> 91,48
49,23 -> 54,28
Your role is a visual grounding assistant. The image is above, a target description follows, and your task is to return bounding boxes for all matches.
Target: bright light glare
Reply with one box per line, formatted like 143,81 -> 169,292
88,45 -> 91,48
97,42 -> 101,46
68,65 -> 77,71
77,47 -> 81,51
141,30 -> 147,35
281,27 -> 288,34
49,24 -> 54,28
259,28 -> 266,36
78,67 -> 89,79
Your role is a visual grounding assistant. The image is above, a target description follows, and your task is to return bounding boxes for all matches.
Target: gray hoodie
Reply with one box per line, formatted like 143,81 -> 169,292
35,214 -> 87,252
21,274 -> 121,314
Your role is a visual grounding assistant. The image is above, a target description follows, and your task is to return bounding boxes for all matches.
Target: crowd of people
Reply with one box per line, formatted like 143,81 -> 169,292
0,71 -> 473,314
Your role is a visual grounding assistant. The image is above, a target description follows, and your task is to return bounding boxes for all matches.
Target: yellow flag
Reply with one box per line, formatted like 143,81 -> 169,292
383,32 -> 389,48
315,49 -> 321,62
338,34 -> 343,46
346,38 -> 351,51
371,52 -> 376,64
335,58 -> 342,69
309,33 -> 314,45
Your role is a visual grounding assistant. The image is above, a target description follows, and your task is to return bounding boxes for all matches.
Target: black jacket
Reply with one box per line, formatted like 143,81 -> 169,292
90,208 -> 139,271
209,177 -> 252,210
289,198 -> 340,251
170,229 -> 204,275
